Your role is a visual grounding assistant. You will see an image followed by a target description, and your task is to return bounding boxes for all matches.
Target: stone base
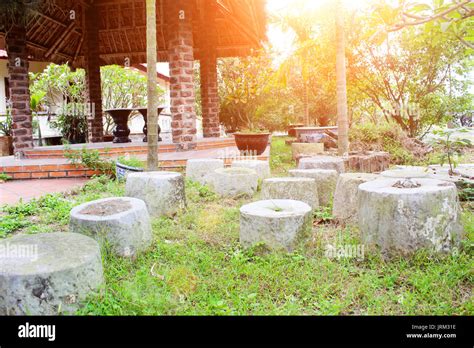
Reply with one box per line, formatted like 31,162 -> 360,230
344,151 -> 390,173
231,160 -> 271,181
0,232 -> 103,315
69,197 -> 152,257
125,171 -> 186,218
332,173 -> 379,221
186,158 -> 224,185
261,177 -> 319,209
209,167 -> 258,197
240,199 -> 312,251
289,169 -> 338,206
298,155 -> 345,173
358,178 -> 464,255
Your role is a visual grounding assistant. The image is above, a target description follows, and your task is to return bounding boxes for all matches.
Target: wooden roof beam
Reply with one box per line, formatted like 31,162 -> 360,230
45,21 -> 77,58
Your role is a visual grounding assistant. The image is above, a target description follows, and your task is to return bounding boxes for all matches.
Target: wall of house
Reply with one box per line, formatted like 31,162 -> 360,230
0,60 -> 49,115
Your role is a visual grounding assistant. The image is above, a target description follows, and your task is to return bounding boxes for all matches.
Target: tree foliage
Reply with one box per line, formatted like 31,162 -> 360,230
29,63 -> 164,142
219,53 -> 296,132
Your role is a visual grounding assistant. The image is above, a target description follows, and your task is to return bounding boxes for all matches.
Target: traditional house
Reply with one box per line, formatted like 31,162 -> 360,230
0,0 -> 267,155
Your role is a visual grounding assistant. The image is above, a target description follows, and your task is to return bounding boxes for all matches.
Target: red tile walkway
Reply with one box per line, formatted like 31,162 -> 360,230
0,178 -> 88,205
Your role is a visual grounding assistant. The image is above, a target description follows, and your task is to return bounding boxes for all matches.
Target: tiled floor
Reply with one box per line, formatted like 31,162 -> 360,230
0,178 -> 88,205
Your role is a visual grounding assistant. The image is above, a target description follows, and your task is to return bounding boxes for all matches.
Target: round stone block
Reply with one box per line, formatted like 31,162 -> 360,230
186,158 -> 224,185
240,199 -> 312,251
209,167 -> 258,197
289,169 -> 338,206
231,160 -> 271,181
381,169 -> 429,179
261,177 -> 319,209
69,197 -> 152,257
332,173 -> 379,221
358,178 -> 464,255
125,171 -> 186,218
0,232 -> 103,315
298,155 -> 345,173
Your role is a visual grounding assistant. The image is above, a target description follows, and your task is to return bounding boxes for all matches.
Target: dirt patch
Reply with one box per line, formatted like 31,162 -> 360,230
80,199 -> 132,216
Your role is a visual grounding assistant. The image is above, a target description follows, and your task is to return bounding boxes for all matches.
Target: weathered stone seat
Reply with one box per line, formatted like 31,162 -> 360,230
261,177 -> 319,209
208,167 -> 258,197
69,197 -> 152,257
381,169 -> 429,179
231,160 -> 271,180
358,178 -> 464,255
298,155 -> 345,173
289,169 -> 338,206
186,158 -> 224,185
0,232 -> 103,315
125,171 -> 186,218
332,173 -> 379,221
240,199 -> 312,251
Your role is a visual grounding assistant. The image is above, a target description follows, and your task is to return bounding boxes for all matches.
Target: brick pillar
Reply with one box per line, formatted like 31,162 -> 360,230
84,3 -> 103,143
200,0 -> 220,138
166,0 -> 197,151
5,24 -> 34,156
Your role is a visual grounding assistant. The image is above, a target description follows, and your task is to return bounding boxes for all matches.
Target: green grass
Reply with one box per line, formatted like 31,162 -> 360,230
270,136 -> 295,176
1,137 -> 473,315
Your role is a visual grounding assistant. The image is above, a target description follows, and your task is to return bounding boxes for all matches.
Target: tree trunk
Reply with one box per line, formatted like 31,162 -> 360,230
146,0 -> 159,170
335,0 -> 349,156
303,82 -> 310,126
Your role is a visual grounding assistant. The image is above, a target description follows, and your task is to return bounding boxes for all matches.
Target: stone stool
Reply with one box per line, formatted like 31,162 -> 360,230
298,155 -> 345,173
231,160 -> 271,181
208,167 -> 258,197
289,169 -> 338,206
186,158 -> 224,185
0,232 -> 103,315
332,173 -> 379,221
358,178 -> 464,255
70,197 -> 152,258
261,177 -> 319,209
381,169 -> 429,179
125,171 -> 186,217
240,199 -> 312,251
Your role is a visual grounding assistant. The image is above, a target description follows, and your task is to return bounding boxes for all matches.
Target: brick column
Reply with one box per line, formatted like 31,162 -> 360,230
200,0 -> 220,138
84,3 -> 104,143
166,0 -> 197,151
6,24 -> 34,156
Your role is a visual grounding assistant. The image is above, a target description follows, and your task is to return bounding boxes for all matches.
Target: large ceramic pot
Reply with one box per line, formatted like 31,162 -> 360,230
234,132 -> 270,156
0,136 -> 13,156
103,134 -> 114,142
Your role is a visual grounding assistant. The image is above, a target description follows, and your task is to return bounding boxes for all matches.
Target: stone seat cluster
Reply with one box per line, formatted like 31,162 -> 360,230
0,169 -> 188,315
0,155 -> 466,315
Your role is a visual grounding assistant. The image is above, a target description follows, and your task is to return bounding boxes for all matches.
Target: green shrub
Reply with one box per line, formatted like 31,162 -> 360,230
64,146 -> 116,177
349,122 -> 416,164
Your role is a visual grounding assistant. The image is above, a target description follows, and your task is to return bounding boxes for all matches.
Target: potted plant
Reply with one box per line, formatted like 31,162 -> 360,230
234,127 -> 270,156
0,108 -> 13,156
116,156 -> 145,180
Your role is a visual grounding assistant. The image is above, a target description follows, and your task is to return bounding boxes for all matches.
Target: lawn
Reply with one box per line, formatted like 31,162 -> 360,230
1,137 -> 473,315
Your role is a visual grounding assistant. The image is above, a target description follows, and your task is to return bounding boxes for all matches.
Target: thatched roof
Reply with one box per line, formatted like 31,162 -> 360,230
0,0 -> 267,67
